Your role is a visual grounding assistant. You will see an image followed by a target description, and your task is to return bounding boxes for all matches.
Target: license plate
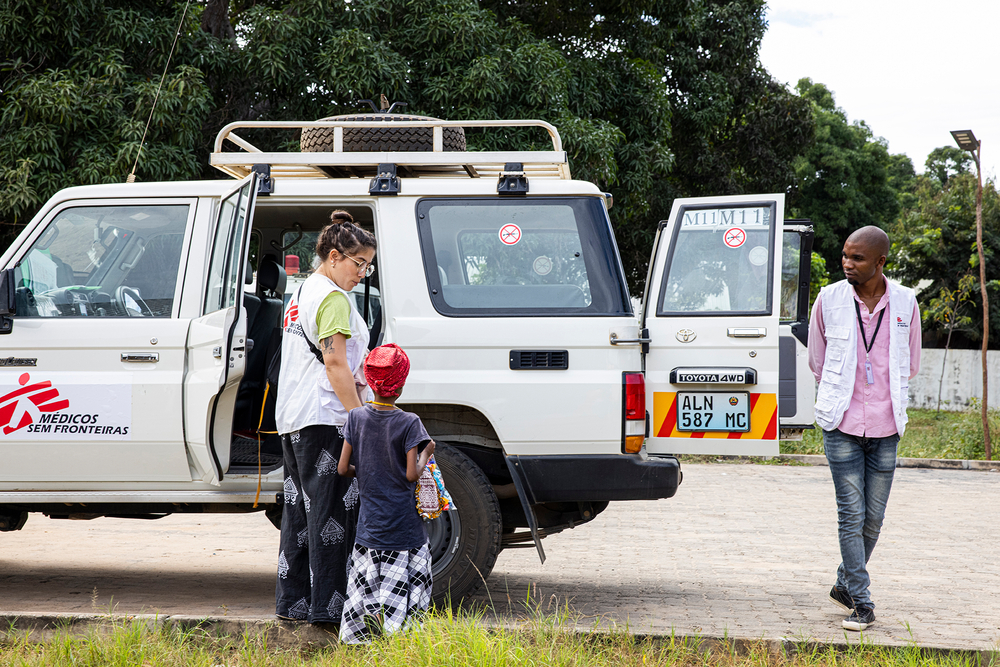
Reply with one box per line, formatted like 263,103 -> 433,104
676,392 -> 750,432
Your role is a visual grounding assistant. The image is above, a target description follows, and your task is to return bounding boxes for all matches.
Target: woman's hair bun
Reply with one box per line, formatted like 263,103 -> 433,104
316,209 -> 376,260
329,209 -> 354,225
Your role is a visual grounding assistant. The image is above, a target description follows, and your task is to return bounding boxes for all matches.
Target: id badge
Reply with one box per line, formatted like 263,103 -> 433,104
865,360 -> 874,385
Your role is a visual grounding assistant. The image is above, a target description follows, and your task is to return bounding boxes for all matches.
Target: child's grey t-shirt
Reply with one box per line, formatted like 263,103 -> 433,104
343,405 -> 432,551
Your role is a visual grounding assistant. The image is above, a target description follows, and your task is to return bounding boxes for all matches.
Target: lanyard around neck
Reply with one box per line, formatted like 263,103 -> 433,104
854,299 -> 885,355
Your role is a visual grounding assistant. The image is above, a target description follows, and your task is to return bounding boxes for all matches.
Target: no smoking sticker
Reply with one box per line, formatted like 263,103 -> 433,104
723,227 -> 746,248
532,256 -> 553,275
499,224 -> 522,245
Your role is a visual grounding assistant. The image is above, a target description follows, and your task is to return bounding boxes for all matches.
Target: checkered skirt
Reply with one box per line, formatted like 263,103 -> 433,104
338,542 -> 433,644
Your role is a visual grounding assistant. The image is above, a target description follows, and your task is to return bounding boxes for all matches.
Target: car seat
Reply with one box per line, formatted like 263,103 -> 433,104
232,255 -> 286,438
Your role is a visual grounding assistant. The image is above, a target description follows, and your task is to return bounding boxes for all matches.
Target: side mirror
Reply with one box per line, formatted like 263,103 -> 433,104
0,267 -> 16,334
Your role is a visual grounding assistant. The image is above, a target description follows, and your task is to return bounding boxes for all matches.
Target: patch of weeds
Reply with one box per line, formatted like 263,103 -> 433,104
781,426 -> 824,456
2,609 -> 994,667
782,406 -> 1000,461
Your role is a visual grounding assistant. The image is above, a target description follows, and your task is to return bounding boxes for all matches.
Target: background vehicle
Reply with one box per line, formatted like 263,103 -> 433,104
0,115 -> 811,602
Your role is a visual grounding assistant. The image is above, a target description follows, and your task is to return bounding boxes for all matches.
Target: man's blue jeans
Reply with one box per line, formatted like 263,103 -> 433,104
822,428 -> 898,607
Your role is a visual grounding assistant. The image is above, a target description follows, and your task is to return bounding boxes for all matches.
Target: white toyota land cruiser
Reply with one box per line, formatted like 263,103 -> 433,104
0,114 -> 814,602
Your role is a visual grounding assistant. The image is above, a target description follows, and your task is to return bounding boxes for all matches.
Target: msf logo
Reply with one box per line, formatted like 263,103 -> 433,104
0,373 -> 70,435
283,297 -> 300,328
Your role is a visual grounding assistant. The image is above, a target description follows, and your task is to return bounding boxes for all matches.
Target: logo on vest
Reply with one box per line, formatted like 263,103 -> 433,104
284,298 -> 300,328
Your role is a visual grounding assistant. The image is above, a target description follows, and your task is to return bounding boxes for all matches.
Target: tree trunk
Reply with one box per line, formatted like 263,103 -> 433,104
201,0 -> 235,41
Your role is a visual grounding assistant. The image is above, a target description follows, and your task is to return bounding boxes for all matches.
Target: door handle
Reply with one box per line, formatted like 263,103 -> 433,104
121,353 -> 159,363
727,327 -> 767,338
609,332 -> 652,345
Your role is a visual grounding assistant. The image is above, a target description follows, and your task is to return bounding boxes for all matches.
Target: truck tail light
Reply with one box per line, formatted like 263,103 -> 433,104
623,372 -> 646,453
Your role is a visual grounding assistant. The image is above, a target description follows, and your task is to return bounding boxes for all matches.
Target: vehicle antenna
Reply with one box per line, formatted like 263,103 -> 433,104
127,0 -> 193,184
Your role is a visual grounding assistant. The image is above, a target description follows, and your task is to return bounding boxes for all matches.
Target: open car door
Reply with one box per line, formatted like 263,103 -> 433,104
184,173 -> 258,484
777,221 -> 816,435
642,195 -> 785,456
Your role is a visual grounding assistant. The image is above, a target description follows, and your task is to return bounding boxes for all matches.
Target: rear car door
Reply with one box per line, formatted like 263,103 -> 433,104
778,222 -> 816,433
642,195 -> 784,456
183,174 -> 258,484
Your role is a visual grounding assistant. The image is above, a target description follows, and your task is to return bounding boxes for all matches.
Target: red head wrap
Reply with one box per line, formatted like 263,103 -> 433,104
364,344 -> 410,397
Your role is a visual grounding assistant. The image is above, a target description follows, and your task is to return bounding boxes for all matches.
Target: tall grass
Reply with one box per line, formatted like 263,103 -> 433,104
2,608 -> 993,667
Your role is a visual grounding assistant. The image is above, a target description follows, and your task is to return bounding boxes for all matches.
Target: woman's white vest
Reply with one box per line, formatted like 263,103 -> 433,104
276,273 -> 370,434
814,278 -> 916,436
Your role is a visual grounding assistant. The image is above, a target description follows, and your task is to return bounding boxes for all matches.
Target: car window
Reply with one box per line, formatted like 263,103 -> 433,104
657,205 -> 775,316
205,181 -> 254,314
417,198 -> 631,316
14,204 -> 189,317
780,231 -> 801,321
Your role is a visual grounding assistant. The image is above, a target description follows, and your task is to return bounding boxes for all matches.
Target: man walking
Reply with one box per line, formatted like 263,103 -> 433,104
808,226 -> 921,631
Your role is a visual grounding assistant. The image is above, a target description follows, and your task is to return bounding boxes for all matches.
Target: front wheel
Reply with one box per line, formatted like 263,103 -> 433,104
426,444 -> 502,606
0,508 -> 28,532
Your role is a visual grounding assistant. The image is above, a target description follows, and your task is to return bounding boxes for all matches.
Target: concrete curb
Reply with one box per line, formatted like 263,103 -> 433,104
2,612 -> 998,663
777,454 -> 1000,471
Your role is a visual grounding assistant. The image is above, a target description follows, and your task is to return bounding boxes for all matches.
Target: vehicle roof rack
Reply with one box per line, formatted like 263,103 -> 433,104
210,119 -> 571,181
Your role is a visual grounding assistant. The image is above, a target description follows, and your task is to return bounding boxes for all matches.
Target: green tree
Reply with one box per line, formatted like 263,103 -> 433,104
483,0 -> 814,287
809,250 -> 829,312
891,170 -> 1000,347
924,145 -> 973,187
0,1 -> 219,244
3,0 -> 813,292
925,274 -> 975,410
1,0 -> 629,248
789,78 -> 909,278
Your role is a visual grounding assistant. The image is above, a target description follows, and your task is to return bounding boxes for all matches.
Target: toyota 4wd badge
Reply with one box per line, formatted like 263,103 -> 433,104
675,329 -> 696,343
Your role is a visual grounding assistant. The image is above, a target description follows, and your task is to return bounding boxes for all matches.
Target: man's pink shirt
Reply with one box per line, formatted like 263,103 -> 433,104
808,277 -> 921,438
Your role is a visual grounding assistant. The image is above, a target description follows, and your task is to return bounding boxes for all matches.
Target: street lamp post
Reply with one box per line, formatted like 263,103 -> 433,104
951,129 -> 991,461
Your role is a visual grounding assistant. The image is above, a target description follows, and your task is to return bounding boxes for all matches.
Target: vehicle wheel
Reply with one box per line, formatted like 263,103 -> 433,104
0,509 -> 28,532
425,444 -> 502,606
300,114 -> 466,153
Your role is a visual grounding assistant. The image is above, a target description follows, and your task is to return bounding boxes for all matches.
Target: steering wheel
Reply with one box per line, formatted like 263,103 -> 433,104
114,286 -> 154,317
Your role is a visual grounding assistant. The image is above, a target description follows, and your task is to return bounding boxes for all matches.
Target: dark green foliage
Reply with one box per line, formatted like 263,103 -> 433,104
890,171 -> 1000,347
1,0 -> 627,249
483,0 -> 814,288
923,146 -> 973,187
2,0 -> 813,290
788,78 -> 910,279
0,1 -> 220,248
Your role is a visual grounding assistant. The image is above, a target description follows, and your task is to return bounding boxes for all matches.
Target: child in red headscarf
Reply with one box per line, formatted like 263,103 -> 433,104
336,343 -> 436,643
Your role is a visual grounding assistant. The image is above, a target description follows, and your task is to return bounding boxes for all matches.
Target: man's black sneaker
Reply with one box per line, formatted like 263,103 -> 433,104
829,585 -> 853,613
843,604 -> 875,631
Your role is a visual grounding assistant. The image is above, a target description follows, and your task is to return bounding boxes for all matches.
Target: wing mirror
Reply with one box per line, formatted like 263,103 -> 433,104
0,267 -> 16,334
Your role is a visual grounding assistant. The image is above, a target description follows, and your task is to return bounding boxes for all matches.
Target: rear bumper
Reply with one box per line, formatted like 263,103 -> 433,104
507,454 -> 681,503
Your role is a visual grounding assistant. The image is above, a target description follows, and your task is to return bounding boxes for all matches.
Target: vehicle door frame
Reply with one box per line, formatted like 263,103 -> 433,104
778,221 -> 816,432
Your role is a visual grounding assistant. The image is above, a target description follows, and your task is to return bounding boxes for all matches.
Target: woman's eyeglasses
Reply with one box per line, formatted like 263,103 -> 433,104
343,252 -> 375,277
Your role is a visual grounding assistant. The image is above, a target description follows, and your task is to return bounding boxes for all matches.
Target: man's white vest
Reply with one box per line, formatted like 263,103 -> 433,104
814,277 -> 917,437
276,273 -> 370,434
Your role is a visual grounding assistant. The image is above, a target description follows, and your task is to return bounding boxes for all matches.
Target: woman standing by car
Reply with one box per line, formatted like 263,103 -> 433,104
274,210 -> 376,625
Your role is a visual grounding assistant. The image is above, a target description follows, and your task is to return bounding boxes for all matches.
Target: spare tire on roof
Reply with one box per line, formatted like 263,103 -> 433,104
300,113 -> 466,153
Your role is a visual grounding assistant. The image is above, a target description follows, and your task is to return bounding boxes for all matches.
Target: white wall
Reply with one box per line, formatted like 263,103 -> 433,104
908,348 -> 1000,411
